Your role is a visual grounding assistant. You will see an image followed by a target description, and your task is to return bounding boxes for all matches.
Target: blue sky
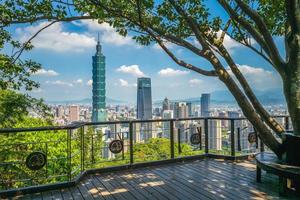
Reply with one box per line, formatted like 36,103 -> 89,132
6,4 -> 285,103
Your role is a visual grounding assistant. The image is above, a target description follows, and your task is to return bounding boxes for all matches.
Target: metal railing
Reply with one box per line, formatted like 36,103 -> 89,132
0,115 -> 291,195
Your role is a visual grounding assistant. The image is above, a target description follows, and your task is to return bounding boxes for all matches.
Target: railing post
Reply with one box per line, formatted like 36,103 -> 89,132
170,120 -> 175,159
80,126 -> 84,172
230,119 -> 235,157
285,116 -> 289,131
129,122 -> 134,165
237,127 -> 241,152
67,129 -> 72,181
177,128 -> 181,154
197,127 -> 202,150
204,119 -> 209,154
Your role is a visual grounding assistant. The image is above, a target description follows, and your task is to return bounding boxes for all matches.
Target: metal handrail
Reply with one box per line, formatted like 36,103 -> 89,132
0,115 -> 289,134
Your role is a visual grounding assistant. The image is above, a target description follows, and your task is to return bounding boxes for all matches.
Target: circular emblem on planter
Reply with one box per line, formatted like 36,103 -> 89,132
190,133 -> 201,145
109,140 -> 123,154
26,151 -> 47,170
248,132 -> 257,143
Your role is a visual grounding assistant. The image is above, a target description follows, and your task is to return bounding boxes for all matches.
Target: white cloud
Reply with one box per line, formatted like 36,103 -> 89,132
116,65 -> 145,77
158,68 -> 189,77
87,80 -> 93,86
45,80 -> 73,87
16,22 -> 96,53
78,20 -> 138,47
31,88 -> 44,93
75,79 -> 83,84
117,79 -> 136,87
33,69 -> 59,76
215,31 -> 257,53
119,79 -> 129,87
227,64 -> 281,90
189,79 -> 203,87
152,42 -> 175,51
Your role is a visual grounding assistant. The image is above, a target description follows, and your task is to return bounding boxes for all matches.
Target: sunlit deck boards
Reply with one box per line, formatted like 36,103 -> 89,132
14,159 -> 299,200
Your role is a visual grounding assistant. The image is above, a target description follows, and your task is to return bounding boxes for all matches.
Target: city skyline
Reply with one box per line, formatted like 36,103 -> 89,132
11,21 -> 284,103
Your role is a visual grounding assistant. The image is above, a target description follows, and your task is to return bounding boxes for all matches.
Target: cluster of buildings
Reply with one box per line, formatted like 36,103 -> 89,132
48,39 -> 288,159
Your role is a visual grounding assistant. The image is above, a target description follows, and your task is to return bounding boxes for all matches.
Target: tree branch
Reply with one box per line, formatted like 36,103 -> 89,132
218,0 -> 286,77
234,0 -> 285,67
12,21 -> 58,64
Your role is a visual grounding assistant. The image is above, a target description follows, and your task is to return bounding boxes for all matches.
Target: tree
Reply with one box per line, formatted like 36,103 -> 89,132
1,1 -> 299,159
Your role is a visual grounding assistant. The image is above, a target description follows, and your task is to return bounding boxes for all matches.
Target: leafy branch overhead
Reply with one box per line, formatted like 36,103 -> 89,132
1,0 -> 300,157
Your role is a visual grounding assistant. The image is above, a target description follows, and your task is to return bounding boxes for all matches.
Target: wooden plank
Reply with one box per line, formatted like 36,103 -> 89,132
117,170 -> 168,200
155,163 -> 231,199
89,175 -> 116,200
169,161 -> 260,199
110,172 -> 148,199
69,186 -> 84,200
41,190 -> 53,200
31,193 -> 42,200
142,168 -> 193,200
77,181 -> 94,200
104,173 -> 137,200
83,176 -> 105,200
184,160 -> 279,199
60,188 -> 73,200
115,171 -> 160,200
93,174 -> 126,200
51,189 -> 63,200
146,167 -> 211,200
133,168 -> 181,200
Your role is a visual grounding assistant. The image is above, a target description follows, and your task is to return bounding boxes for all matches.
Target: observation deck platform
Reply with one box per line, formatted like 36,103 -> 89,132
11,158 -> 299,200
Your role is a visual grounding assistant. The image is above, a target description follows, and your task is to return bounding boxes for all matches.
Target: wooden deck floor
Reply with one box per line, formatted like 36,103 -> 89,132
13,159 -> 299,200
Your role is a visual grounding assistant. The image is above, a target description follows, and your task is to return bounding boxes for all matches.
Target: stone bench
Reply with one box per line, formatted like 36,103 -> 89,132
256,152 -> 300,196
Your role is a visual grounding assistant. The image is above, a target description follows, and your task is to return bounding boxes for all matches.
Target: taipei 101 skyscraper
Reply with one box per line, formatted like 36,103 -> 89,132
92,34 -> 106,122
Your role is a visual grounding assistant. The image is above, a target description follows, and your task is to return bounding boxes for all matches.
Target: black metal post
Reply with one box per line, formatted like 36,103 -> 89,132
45,143 -> 48,178
122,131 -> 125,160
67,129 -> 72,181
80,126 -> 84,172
177,128 -> 181,154
230,119 -> 235,157
91,129 -> 94,164
197,127 -> 202,150
237,127 -> 241,152
204,119 -> 209,154
129,122 -> 134,165
82,126 -> 85,172
170,120 -> 175,159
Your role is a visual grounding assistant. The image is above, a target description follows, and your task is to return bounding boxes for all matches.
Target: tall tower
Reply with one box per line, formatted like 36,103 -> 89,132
201,93 -> 211,117
92,35 -> 106,122
137,77 -> 152,120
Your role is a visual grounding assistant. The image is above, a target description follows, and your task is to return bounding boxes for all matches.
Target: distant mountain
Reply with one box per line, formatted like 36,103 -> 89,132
47,97 -> 127,105
154,89 -> 286,106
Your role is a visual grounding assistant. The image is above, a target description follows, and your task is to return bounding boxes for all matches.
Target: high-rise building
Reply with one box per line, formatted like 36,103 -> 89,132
174,102 -> 189,118
56,105 -> 64,118
208,119 -> 222,150
201,93 -> 211,117
162,110 -> 173,138
136,77 -> 153,142
137,77 -> 152,120
187,102 -> 194,117
69,105 -> 80,122
92,35 -> 106,122
162,97 -> 171,111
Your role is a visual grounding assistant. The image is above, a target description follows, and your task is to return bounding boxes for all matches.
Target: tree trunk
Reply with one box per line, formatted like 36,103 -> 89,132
285,33 -> 300,135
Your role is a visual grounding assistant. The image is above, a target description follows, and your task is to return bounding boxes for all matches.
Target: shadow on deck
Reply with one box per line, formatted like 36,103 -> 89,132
12,159 -> 299,200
